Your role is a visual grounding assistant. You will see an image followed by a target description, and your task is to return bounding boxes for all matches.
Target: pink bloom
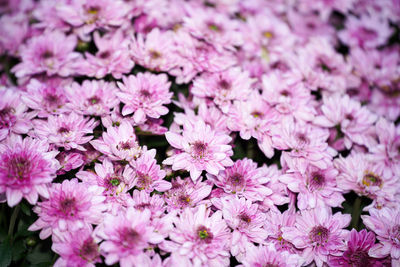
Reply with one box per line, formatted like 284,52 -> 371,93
314,94 -> 377,149
56,150 -> 85,175
191,67 -> 254,113
130,28 -> 178,72
83,159 -> 135,194
29,179 -> 106,239
240,243 -> 303,267
219,196 -> 269,257
116,72 -> 172,124
0,135 -> 59,207
183,8 -> 242,52
82,30 -> 134,79
96,208 -> 163,267
52,227 -> 101,267
161,205 -> 231,266
227,91 -> 278,158
33,112 -> 98,151
22,78 -> 71,118
362,207 -> 400,260
0,13 -> 28,55
0,88 -> 35,141
272,119 -> 336,173
66,80 -> 119,116
90,121 -> 142,161
339,14 -> 392,49
12,30 -> 80,77
131,149 -> 171,193
264,209 -> 300,253
282,208 -> 351,267
280,164 -> 345,210
164,119 -> 233,181
329,229 -> 384,267
206,158 -> 272,202
334,152 -> 398,209
132,189 -> 166,218
163,176 -> 212,212
56,0 -> 129,39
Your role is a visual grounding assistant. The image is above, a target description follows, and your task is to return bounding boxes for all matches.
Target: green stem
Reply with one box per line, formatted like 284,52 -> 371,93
351,196 -> 362,230
8,205 -> 20,241
246,140 -> 255,159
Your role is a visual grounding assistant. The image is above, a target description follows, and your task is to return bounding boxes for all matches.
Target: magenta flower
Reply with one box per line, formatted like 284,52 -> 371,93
191,67 -> 254,113
116,72 -> 172,124
362,207 -> 400,261
161,205 -> 231,266
0,135 -> 59,207
33,112 -> 98,151
12,30 -> 80,78
282,207 -> 351,267
329,229 -> 383,267
240,243 -> 303,267
163,176 -> 212,212
96,208 -> 163,267
56,150 -> 84,175
279,164 -> 345,210
66,80 -> 119,116
130,28 -> 178,72
0,88 -> 35,141
219,196 -> 269,257
131,149 -> 171,193
22,78 -> 71,118
132,189 -> 166,218
90,121 -> 142,161
29,179 -> 106,239
82,30 -> 134,79
207,158 -> 272,202
52,227 -> 101,267
164,119 -> 233,181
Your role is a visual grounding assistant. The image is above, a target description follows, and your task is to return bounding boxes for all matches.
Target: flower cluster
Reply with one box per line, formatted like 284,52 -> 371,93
0,0 -> 399,266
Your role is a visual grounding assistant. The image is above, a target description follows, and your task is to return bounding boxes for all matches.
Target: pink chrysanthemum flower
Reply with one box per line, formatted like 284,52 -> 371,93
33,112 -> 98,151
164,119 -> 233,181
56,0 -> 130,39
29,179 -> 106,239
314,94 -> 377,149
329,229 -> 383,267
183,8 -> 242,52
0,13 -> 28,56
12,30 -> 80,78
82,30 -> 134,79
66,80 -> 119,116
52,227 -> 101,267
90,121 -> 142,161
21,78 -> 71,118
130,28 -> 178,72
0,88 -> 35,141
132,189 -> 166,218
116,72 -> 172,124
361,207 -> 400,261
131,149 -> 171,193
282,207 -> 351,267
240,243 -> 303,267
206,158 -> 272,202
56,150 -> 85,175
96,208 -> 164,267
219,196 -> 269,257
272,119 -> 336,173
191,67 -> 254,113
280,164 -> 345,210
161,205 -> 231,266
334,152 -> 398,209
0,135 -> 59,207
163,176 -> 212,212
264,209 -> 300,254
227,91 -> 278,158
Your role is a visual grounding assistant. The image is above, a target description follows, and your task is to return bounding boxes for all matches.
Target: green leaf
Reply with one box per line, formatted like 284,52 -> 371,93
11,238 -> 26,261
19,202 -> 31,216
27,246 -> 52,265
0,238 -> 12,267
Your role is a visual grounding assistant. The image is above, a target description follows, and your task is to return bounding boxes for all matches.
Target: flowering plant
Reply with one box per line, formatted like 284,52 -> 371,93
0,0 -> 399,266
